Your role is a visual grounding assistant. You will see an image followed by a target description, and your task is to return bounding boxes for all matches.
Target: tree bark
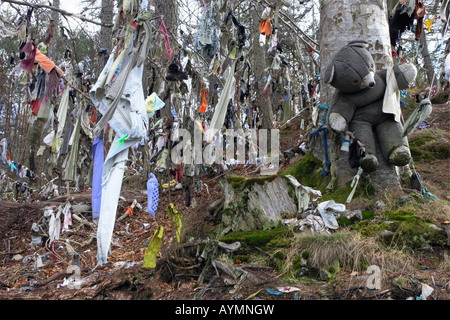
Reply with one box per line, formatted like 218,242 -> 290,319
99,0 -> 115,52
250,2 -> 274,146
154,0 -> 179,119
420,28 -> 435,86
318,0 -> 404,191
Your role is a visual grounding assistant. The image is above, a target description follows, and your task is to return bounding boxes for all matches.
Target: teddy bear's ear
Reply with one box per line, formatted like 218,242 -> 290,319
324,61 -> 334,84
348,40 -> 369,48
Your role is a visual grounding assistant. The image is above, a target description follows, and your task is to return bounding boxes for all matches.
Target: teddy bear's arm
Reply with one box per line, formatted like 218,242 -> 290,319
377,64 -> 417,90
328,95 -> 356,132
394,63 -> 417,89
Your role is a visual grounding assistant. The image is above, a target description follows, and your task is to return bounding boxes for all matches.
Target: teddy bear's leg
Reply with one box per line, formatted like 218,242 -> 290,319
376,119 -> 411,167
349,120 -> 378,172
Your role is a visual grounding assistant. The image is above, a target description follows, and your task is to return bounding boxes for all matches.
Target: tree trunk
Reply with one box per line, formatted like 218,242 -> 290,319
250,2 -> 274,147
420,28 -> 435,86
26,0 -> 61,173
99,0 -> 114,52
154,0 -> 179,119
318,0 -> 404,192
319,0 -> 393,104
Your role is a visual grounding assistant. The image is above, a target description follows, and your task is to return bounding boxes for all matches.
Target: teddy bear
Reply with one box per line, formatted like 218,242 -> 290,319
324,40 -> 417,172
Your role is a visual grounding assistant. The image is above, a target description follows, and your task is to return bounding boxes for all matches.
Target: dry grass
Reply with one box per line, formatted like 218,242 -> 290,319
278,231 -> 413,278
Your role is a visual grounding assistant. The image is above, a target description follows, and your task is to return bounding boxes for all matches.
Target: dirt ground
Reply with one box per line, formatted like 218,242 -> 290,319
0,100 -> 449,302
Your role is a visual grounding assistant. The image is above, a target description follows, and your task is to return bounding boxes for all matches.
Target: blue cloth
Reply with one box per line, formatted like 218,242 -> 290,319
92,136 -> 104,219
147,173 -> 159,217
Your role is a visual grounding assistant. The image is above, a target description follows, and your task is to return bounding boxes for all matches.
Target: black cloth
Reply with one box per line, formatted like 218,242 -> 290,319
349,138 -> 364,168
389,9 -> 414,47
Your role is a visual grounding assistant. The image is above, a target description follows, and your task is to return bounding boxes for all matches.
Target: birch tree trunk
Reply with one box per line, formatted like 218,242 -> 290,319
318,0 -> 405,191
250,2 -> 274,144
319,0 -> 393,104
99,0 -> 114,52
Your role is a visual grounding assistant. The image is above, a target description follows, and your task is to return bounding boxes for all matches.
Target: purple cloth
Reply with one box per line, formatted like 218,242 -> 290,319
147,173 -> 159,217
92,136 -> 104,219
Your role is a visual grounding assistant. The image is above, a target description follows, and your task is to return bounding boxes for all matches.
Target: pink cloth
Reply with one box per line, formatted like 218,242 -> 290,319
160,21 -> 173,61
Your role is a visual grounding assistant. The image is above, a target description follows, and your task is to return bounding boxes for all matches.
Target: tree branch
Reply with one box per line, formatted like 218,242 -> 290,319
1,0 -> 113,28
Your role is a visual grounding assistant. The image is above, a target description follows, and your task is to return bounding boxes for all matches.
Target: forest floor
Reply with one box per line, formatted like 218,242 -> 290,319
0,94 -> 449,303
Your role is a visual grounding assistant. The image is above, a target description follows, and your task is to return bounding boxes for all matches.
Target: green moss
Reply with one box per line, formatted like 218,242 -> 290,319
354,209 -> 447,249
321,181 -> 353,203
431,92 -> 449,104
337,216 -> 352,227
219,224 -> 292,247
320,175 -> 375,204
281,151 -> 325,188
352,220 -> 389,237
362,210 -> 375,220
409,131 -> 449,163
226,174 -> 278,190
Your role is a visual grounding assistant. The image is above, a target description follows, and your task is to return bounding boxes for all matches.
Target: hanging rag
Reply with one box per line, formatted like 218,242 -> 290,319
92,136 -> 104,219
145,92 -> 165,117
63,108 -> 82,181
95,20 -> 152,265
142,225 -> 164,268
166,203 -> 183,242
224,10 -> 247,47
147,173 -> 159,217
199,83 -> 208,113
20,41 -> 36,72
445,54 -> 450,82
160,20 -> 173,61
346,167 -> 363,203
414,0 -> 426,40
0,138 -> 7,164
48,208 -> 61,244
389,5 -> 415,46
206,60 -> 236,142
383,66 -> 401,123
52,88 -> 71,153
424,18 -> 434,32
259,7 -> 272,36
403,98 -> 432,136
61,110 -> 76,155
194,3 -> 219,58
349,137 -> 365,168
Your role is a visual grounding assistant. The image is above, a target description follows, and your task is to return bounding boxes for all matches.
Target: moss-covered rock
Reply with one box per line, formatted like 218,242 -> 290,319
221,176 -> 297,232
409,129 -> 450,163
219,224 -> 292,248
352,208 -> 447,249
281,151 -> 325,188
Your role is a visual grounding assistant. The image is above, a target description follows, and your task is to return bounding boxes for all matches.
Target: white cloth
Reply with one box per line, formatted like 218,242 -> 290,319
444,54 -> 450,82
205,61 -> 236,142
383,66 -> 401,122
317,200 -> 346,230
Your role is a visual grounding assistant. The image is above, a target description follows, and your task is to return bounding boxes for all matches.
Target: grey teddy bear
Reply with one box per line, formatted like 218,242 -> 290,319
324,40 -> 417,172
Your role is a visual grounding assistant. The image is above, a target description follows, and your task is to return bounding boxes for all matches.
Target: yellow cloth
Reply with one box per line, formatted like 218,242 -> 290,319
142,225 -> 164,269
424,19 -> 434,32
166,203 -> 182,243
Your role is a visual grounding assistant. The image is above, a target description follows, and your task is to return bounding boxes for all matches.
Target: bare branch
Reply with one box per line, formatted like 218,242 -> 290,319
1,0 -> 113,28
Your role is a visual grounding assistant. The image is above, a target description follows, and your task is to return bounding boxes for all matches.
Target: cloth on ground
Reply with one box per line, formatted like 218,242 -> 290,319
317,200 -> 345,230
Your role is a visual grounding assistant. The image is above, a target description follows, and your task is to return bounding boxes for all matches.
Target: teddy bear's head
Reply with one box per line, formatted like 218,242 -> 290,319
324,40 -> 377,93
